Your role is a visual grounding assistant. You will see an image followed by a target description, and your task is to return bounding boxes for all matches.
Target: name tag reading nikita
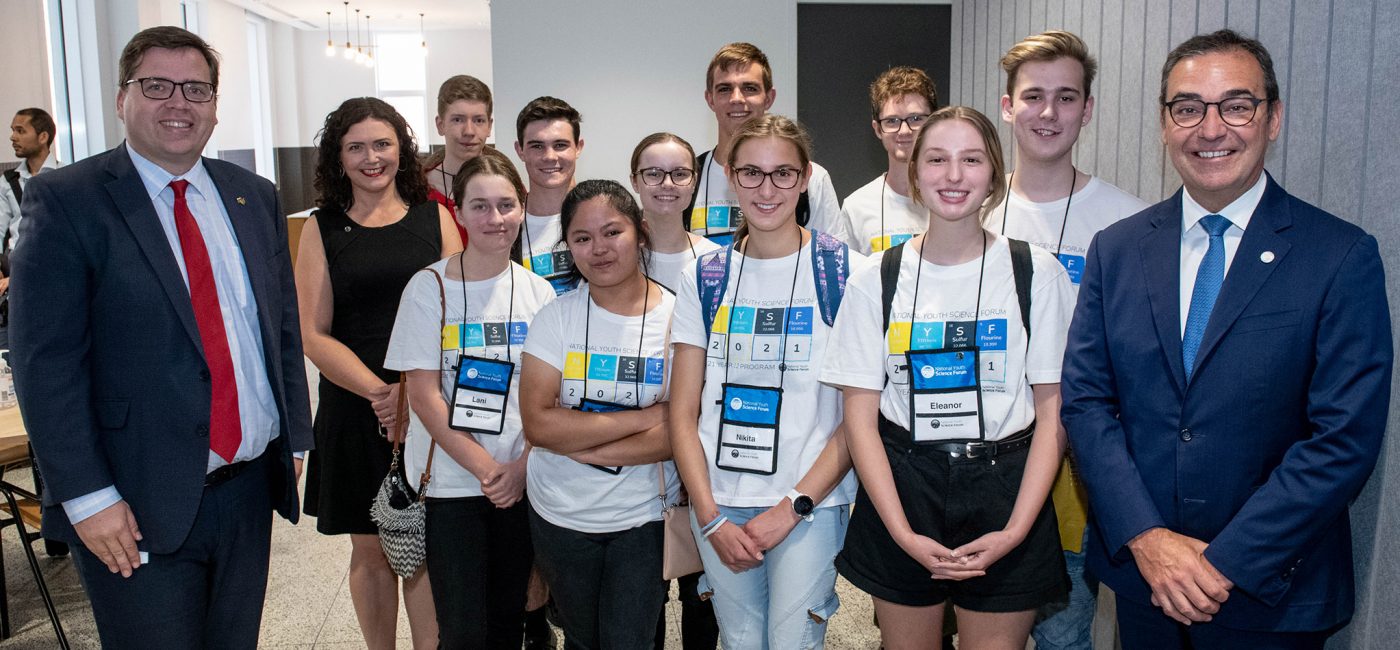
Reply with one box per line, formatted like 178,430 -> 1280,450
907,347 -> 983,442
716,383 -> 782,475
449,356 -> 515,435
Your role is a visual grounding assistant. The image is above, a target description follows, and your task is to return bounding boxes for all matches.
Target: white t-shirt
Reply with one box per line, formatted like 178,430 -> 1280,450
821,235 -> 1075,441
984,175 -> 1149,289
522,284 -> 682,533
672,239 -> 870,508
838,174 -> 928,255
521,212 -> 578,295
646,234 -> 722,294
385,259 -> 557,497
689,149 -> 852,248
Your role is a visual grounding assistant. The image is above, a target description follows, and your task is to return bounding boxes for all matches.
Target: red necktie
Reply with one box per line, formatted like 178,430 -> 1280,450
170,180 -> 243,462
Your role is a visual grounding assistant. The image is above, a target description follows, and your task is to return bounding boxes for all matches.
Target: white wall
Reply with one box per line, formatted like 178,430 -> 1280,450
490,0 -> 798,186
288,27 -> 376,147
0,0 -> 55,164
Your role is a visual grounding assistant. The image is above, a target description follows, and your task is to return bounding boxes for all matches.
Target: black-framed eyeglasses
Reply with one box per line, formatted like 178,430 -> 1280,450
123,77 -> 216,103
636,167 -> 695,186
877,113 -> 932,133
733,166 -> 802,190
1163,97 -> 1267,128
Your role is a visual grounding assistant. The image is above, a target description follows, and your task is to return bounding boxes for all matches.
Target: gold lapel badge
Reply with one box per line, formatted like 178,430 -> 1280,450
236,196 -> 247,205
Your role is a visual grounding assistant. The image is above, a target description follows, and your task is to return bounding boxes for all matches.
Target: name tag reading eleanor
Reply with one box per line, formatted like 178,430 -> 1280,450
716,383 -> 783,475
450,356 -> 515,435
906,347 -> 984,443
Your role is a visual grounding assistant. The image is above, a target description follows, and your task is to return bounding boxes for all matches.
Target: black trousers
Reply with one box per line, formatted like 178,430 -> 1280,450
425,494 -> 534,650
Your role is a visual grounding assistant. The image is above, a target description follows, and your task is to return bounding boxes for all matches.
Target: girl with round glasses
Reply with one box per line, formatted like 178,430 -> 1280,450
385,149 -> 556,648
821,106 -> 1075,650
630,132 -> 722,294
519,180 -> 680,648
670,115 -> 865,648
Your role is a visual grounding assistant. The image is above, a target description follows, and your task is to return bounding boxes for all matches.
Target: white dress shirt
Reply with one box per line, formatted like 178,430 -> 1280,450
1,153 -> 60,253
63,145 -> 282,523
1178,173 -> 1268,336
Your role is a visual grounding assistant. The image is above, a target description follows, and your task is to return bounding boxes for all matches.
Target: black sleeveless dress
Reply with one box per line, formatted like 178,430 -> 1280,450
303,201 -> 442,534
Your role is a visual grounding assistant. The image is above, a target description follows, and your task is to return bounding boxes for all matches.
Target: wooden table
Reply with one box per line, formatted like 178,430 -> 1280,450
0,407 -> 28,469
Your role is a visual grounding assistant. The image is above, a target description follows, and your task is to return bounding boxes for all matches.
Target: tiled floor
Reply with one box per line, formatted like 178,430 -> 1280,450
0,469 -> 886,649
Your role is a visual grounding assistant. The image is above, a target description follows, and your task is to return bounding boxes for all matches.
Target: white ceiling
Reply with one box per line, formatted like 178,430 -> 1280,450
232,0 -> 490,31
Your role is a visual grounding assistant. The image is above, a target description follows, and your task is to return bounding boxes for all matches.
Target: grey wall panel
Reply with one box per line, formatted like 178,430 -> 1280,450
951,0 -> 963,109
1317,0 -> 1370,223
1282,0 -> 1329,204
944,2 -> 1398,646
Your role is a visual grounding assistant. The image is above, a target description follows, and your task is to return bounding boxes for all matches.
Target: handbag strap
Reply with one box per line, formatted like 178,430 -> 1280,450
413,267 -> 450,501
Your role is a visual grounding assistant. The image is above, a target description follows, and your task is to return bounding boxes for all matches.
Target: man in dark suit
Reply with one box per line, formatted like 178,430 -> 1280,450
1061,29 -> 1391,649
9,26 -> 312,648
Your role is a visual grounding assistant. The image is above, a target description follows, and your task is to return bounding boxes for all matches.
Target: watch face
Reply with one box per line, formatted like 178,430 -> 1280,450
793,495 -> 815,516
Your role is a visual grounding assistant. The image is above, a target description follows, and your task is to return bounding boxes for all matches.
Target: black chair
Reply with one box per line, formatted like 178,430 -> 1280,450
0,438 -> 69,648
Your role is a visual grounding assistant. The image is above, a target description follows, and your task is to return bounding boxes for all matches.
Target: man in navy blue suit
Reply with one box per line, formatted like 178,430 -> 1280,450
1061,29 -> 1391,649
9,26 -> 312,648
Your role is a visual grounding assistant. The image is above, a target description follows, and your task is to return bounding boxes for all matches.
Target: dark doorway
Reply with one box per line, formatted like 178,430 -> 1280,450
797,3 -> 952,200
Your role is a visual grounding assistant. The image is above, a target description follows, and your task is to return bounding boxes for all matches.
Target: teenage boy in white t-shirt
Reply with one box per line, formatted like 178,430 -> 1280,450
515,96 -> 585,295
687,42 -> 851,247
838,67 -> 937,255
981,31 -> 1150,650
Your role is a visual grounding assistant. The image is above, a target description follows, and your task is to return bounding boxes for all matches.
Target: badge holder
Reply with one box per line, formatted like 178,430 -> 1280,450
716,383 -> 782,475
905,346 -> 986,443
449,356 -> 515,435
575,398 -> 630,474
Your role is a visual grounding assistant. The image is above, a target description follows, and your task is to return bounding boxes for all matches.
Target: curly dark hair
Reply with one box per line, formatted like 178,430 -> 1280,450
313,97 -> 428,213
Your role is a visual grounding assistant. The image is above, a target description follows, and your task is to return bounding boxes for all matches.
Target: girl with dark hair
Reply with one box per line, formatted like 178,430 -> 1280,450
630,132 -> 721,294
296,96 -> 461,650
518,180 -> 680,648
386,149 -> 556,648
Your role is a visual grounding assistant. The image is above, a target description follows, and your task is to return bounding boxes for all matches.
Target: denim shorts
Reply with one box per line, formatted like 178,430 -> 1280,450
836,416 -> 1068,612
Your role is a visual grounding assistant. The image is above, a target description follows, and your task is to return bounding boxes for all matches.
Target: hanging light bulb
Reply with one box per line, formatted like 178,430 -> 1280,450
354,9 -> 367,63
419,13 -> 428,57
342,2 -> 354,59
363,15 -> 375,67
324,11 -> 335,56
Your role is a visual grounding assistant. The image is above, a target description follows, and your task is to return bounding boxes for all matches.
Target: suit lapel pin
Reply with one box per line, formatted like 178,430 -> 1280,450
1260,251 -> 1275,264
236,196 -> 247,205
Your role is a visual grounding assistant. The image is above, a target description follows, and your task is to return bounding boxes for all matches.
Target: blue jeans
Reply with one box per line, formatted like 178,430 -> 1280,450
690,504 -> 849,650
1031,528 -> 1096,650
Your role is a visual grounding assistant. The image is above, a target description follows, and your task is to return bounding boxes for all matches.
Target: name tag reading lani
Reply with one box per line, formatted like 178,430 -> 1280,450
906,346 -> 984,442
450,356 -> 515,435
575,398 -> 630,475
716,383 -> 783,475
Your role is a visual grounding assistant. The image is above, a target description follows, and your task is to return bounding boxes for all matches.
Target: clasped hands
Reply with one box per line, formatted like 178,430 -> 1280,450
1128,527 -> 1234,625
896,528 -> 1021,581
701,499 -> 803,573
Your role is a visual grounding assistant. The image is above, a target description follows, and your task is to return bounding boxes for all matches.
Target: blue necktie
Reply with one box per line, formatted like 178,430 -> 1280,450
1183,214 -> 1231,380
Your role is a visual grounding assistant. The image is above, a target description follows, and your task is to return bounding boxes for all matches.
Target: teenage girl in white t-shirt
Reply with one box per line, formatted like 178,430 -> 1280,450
631,132 -> 722,294
670,115 -> 858,649
384,149 -> 556,648
821,107 -> 1075,650
518,180 -> 680,648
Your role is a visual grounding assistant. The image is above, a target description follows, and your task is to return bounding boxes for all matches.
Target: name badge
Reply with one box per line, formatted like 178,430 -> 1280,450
449,356 -> 514,435
716,383 -> 782,475
1057,253 -> 1085,284
575,398 -> 631,474
906,347 -> 985,443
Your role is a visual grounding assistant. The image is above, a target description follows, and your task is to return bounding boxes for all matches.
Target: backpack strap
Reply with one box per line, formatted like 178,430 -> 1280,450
3,169 -> 21,206
796,190 -> 810,228
809,231 -> 850,327
682,150 -> 711,232
879,242 -> 905,332
1008,238 -> 1034,340
695,242 -> 733,335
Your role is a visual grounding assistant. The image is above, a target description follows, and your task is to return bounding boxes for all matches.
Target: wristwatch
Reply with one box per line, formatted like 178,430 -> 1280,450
786,489 -> 815,522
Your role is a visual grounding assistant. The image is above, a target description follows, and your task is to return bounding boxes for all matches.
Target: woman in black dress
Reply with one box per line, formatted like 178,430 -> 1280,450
296,97 -> 462,649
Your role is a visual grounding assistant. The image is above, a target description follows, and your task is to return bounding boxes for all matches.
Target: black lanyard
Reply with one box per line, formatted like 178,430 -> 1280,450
722,231 -> 803,390
456,252 -> 516,360
999,167 -> 1076,257
908,229 -> 987,350
582,278 -> 652,405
